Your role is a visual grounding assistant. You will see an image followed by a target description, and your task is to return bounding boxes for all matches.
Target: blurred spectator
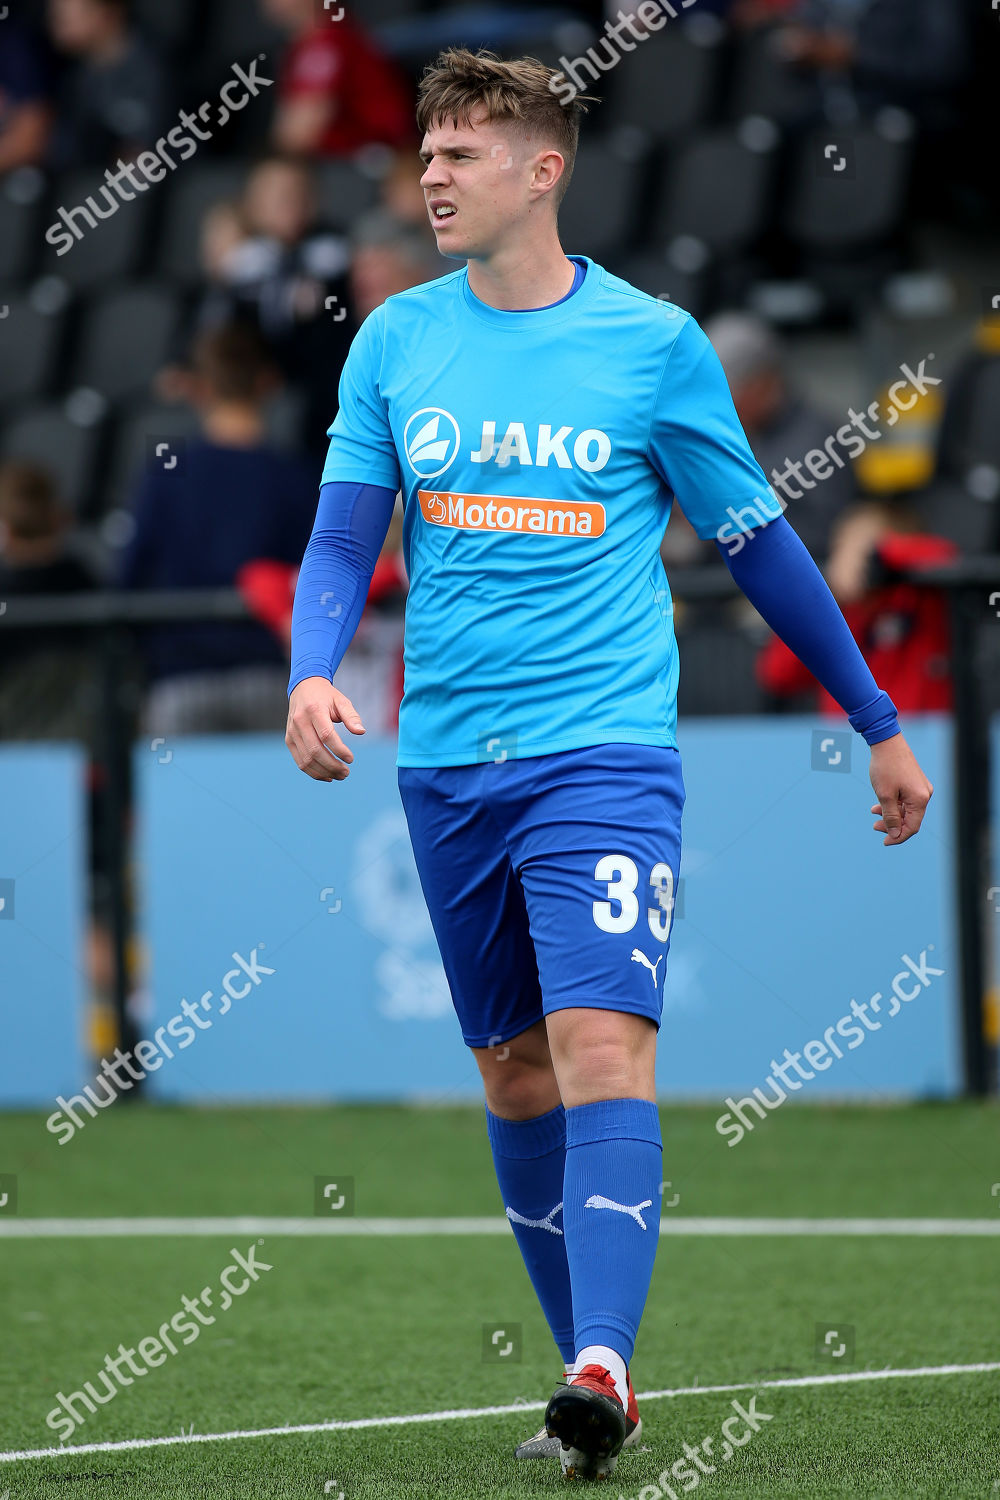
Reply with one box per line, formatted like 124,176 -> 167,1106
732,0 -> 971,126
0,461 -> 120,1023
608,0 -> 737,15
160,157 -> 354,462
728,1 -> 798,18
262,0 -> 413,158
351,148 -> 451,270
224,156 -> 350,458
378,149 -> 437,233
227,154 -> 351,345
46,0 -> 169,169
0,461 -> 99,739
204,195 -> 248,263
349,218 -> 447,321
237,503 -> 407,733
156,198 -> 251,402
936,309 -> 1000,510
758,500 -> 957,712
0,17 -> 54,174
194,197 -> 251,323
705,312 -> 855,560
117,323 -> 317,734
664,313 -> 855,568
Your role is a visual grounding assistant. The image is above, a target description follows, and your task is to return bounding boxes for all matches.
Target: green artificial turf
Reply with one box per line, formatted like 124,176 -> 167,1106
1,1102 -> 999,1497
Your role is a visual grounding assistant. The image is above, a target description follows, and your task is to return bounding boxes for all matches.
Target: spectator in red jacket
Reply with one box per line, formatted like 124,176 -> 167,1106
758,501 -> 958,713
261,0 -> 414,158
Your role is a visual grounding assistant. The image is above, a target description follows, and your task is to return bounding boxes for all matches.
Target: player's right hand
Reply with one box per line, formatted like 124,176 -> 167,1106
285,677 -> 366,782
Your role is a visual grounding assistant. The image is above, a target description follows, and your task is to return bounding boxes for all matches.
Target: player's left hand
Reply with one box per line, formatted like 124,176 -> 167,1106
868,733 -> 933,846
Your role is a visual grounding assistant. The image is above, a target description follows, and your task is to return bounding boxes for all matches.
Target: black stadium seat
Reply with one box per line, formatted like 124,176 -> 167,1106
917,355 -> 1000,551
783,120 -> 914,255
378,7 -> 591,67
911,481 -> 998,556
728,26 -> 819,126
155,161 -> 248,283
675,623 -> 764,716
69,284 -> 181,405
0,290 -> 67,406
313,160 -> 381,233
941,358 -> 1000,479
603,20 -> 722,145
0,170 -> 45,285
0,401 -> 103,515
133,0 -> 202,56
557,132 -> 649,262
202,0 -> 287,75
363,0 -> 424,24
41,168 -> 154,290
649,126 -> 778,261
609,255 -> 707,321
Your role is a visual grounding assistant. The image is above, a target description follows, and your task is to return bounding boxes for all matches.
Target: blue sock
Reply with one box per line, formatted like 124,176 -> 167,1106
562,1098 -> 662,1364
485,1103 -> 575,1365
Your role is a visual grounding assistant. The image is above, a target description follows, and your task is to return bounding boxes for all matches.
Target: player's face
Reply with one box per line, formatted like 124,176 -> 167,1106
418,111 -> 556,261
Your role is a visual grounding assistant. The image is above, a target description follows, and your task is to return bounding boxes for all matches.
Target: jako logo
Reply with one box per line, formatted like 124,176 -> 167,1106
471,421 -> 611,471
403,409 -> 613,478
404,408 -> 461,479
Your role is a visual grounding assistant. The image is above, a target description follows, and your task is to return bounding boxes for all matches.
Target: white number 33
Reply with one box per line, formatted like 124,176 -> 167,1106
592,855 -> 675,942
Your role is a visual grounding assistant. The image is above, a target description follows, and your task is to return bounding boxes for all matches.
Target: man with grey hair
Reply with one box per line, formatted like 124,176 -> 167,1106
348,213 -> 450,321
704,310 -> 855,562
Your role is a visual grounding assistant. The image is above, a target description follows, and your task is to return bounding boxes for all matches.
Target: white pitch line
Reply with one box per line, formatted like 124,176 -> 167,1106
1,1216 -> 1000,1237
655,1217 -> 1000,1237
3,1361 -> 999,1464
0,1216 -> 508,1238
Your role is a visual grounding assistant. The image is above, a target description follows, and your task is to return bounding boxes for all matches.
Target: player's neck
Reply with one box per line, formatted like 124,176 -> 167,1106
466,242 -> 576,312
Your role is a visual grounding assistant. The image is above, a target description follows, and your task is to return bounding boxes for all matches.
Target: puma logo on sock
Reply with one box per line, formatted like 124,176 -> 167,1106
506,1201 -> 564,1235
584,1194 -> 654,1230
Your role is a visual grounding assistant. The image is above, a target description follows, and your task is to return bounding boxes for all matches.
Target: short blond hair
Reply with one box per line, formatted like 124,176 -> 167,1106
416,47 -> 593,205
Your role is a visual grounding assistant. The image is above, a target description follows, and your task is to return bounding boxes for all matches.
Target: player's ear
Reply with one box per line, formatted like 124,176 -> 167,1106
533,148 -> 565,199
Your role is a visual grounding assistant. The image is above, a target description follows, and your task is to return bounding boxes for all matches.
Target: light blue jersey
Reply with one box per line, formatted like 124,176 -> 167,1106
321,257 -> 775,767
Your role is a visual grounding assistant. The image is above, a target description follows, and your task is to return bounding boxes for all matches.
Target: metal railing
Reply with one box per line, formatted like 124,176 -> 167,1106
2,561 -> 997,1094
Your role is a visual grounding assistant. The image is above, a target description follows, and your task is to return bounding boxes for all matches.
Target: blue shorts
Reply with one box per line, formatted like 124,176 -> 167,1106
397,743 -> 685,1048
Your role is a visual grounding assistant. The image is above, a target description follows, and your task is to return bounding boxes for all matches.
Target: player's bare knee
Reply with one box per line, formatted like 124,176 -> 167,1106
549,1025 -> 655,1103
473,1045 -> 559,1118
484,1074 -> 560,1119
563,1046 -> 635,1098
549,1012 -> 653,1068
